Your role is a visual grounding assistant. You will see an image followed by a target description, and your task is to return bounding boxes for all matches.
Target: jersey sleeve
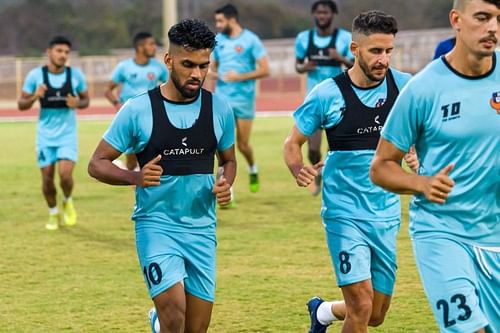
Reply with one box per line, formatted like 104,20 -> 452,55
215,98 -> 236,152
339,31 -> 354,60
293,86 -> 325,136
110,62 -> 125,84
22,69 -> 39,94
251,35 -> 267,61
103,100 -> 144,153
381,83 -> 422,153
73,68 -> 88,94
295,32 -> 307,60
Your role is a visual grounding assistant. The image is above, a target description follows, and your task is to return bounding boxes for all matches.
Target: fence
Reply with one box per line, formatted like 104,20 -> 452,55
0,28 -> 453,101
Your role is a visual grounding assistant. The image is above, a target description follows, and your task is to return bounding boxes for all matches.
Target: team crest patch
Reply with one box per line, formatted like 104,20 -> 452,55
147,72 -> 156,81
490,91 -> 500,114
235,45 -> 243,53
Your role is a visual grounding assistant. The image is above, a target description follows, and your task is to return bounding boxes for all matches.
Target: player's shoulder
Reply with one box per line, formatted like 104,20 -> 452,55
242,29 -> 262,42
26,66 -> 43,77
69,66 -> 85,78
388,68 -> 412,88
312,77 -> 342,101
296,29 -> 310,40
116,57 -> 134,68
336,27 -> 352,37
404,58 -> 447,94
126,90 -> 152,109
211,90 -> 232,115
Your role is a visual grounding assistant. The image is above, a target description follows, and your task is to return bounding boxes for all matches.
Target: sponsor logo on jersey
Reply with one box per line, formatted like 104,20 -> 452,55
162,137 -> 205,156
147,72 -> 156,81
235,45 -> 243,54
441,102 -> 461,122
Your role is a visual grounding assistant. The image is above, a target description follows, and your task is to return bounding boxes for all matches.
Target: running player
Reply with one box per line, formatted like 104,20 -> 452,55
18,36 -> 89,230
295,0 -> 354,195
212,4 -> 270,193
88,19 -> 236,333
371,1 -> 499,332
105,32 -> 168,171
284,11 -> 417,333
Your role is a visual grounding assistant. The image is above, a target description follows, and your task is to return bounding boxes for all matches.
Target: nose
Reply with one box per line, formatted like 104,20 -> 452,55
377,52 -> 390,66
191,66 -> 202,79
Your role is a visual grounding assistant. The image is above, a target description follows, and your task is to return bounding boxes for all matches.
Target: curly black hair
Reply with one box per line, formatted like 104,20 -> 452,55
168,19 -> 216,50
352,10 -> 398,36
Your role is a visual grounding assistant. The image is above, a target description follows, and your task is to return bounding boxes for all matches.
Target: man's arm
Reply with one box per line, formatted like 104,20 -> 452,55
283,126 -> 323,187
104,81 -> 122,110
66,90 -> 90,109
295,58 -> 317,74
88,139 -> 161,187
328,48 -> 353,68
213,146 -> 236,206
223,57 -> 270,82
370,138 -> 454,204
17,85 -> 47,111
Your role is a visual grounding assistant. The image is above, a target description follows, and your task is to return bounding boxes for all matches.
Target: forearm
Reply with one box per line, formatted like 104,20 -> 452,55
370,159 -> 425,195
295,63 -> 308,74
88,158 -> 138,186
283,141 -> 304,178
17,95 -> 38,111
76,97 -> 90,109
105,90 -> 120,106
220,159 -> 236,186
239,67 -> 270,81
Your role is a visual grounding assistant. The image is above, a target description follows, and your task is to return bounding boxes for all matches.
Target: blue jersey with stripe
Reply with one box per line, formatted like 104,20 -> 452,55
103,90 -> 235,234
382,53 -> 500,246
22,66 -> 87,148
111,58 -> 168,103
295,28 -> 353,93
294,69 -> 412,221
213,29 -> 267,108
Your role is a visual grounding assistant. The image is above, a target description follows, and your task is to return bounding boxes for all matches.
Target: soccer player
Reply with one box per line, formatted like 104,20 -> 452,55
212,4 -> 270,193
433,36 -> 456,59
370,1 -> 499,332
105,32 -> 168,171
295,0 -> 354,195
18,36 -> 89,230
88,19 -> 236,333
284,11 -> 416,333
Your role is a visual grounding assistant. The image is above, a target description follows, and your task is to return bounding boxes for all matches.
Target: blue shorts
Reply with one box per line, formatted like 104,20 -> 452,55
135,221 -> 217,302
413,236 -> 499,333
231,102 -> 255,120
36,144 -> 78,168
324,217 -> 400,296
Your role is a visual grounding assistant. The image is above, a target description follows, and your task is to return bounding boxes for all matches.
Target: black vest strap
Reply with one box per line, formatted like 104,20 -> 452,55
40,66 -> 74,108
136,87 -> 217,176
306,28 -> 340,67
326,69 -> 399,151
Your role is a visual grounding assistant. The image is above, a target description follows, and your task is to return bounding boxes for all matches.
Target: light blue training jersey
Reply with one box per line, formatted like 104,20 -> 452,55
295,28 -> 353,93
22,66 -> 87,148
382,53 -> 500,247
213,29 -> 267,109
103,90 -> 235,234
294,69 -> 412,221
111,58 -> 168,103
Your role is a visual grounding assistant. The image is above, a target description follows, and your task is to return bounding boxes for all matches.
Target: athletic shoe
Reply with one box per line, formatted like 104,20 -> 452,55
307,296 -> 329,333
45,213 -> 59,231
249,173 -> 259,193
148,307 -> 159,333
62,200 -> 77,226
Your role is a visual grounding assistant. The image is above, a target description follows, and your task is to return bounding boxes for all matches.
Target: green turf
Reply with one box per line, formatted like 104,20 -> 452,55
0,118 -> 437,332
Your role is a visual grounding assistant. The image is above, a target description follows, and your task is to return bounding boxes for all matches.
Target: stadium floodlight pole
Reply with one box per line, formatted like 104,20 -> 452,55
163,0 -> 178,50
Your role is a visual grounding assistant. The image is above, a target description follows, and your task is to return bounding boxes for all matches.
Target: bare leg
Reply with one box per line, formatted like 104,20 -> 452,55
236,118 -> 255,167
58,160 -> 75,198
40,164 -> 57,208
154,282 -> 186,333
184,292 -> 213,333
340,279 -> 373,333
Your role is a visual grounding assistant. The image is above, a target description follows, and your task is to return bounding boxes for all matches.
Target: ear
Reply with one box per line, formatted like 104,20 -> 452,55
350,41 -> 358,58
164,53 -> 173,71
449,9 -> 461,32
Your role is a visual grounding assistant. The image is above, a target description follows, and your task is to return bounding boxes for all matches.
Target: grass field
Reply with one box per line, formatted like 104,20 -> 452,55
0,117 -> 437,332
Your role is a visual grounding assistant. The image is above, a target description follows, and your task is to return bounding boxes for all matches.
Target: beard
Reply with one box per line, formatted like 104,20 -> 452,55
358,53 -> 387,82
314,18 -> 332,30
170,68 -> 203,99
222,25 -> 232,36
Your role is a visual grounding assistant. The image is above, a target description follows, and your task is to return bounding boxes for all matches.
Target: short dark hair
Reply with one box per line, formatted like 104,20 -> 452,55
311,0 -> 338,14
215,4 -> 239,20
133,32 -> 153,49
352,10 -> 398,36
483,0 -> 500,8
168,19 -> 216,51
48,36 -> 72,48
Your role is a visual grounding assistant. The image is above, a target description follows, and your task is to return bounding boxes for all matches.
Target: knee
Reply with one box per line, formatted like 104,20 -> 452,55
59,172 -> 73,185
42,176 -> 55,191
157,300 -> 185,332
368,313 -> 386,327
346,298 -> 373,321
237,140 -> 250,152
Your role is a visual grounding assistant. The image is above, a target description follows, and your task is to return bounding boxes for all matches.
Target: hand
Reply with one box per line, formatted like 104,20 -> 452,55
327,48 -> 345,62
404,146 -> 419,173
222,71 -> 241,82
302,61 -> 317,72
136,154 -> 163,187
66,94 -> 79,108
213,176 -> 232,205
34,84 -> 47,99
421,164 -> 454,204
296,161 -> 324,187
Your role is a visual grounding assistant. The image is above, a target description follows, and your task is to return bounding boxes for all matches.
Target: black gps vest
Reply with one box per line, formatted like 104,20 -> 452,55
326,69 -> 399,151
136,87 -> 217,176
306,29 -> 340,67
40,66 -> 74,108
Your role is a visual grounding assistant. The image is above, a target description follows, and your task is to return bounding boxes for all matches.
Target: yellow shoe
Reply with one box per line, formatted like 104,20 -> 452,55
63,200 -> 77,226
45,213 -> 59,231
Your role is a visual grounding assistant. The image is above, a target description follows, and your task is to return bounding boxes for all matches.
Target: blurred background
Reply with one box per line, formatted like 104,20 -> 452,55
0,0 -> 455,110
